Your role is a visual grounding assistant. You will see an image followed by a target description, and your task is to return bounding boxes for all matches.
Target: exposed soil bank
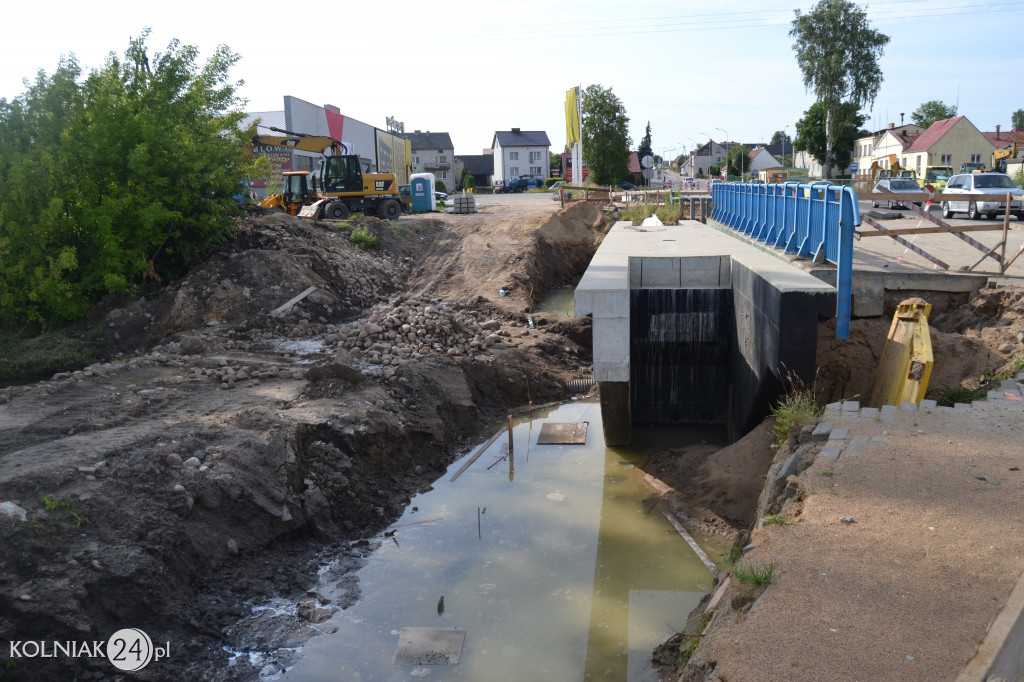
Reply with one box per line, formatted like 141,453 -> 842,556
0,199 -> 605,680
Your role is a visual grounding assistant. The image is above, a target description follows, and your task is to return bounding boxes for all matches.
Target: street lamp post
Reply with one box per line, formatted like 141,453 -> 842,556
716,127 -> 738,179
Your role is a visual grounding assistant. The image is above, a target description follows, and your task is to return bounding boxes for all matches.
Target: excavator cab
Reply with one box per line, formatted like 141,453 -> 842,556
282,172 -> 315,206
322,155 -> 364,194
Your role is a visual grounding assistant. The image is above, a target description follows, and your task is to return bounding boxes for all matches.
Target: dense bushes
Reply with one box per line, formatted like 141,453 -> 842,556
0,31 -> 251,326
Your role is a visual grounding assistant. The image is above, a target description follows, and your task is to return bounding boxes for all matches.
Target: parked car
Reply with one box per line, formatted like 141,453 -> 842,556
871,178 -> 923,209
435,191 -> 448,201
941,173 -> 1024,220
549,180 -> 566,192
616,180 -> 637,191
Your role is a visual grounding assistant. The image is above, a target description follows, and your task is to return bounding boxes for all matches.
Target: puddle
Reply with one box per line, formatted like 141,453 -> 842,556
266,339 -> 327,360
535,286 -> 576,315
280,403 -> 727,681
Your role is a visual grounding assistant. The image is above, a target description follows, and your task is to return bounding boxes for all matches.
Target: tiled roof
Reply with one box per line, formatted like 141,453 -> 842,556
905,117 -> 963,152
982,129 -> 1024,147
405,131 -> 454,152
457,154 -> 494,174
493,130 -> 551,148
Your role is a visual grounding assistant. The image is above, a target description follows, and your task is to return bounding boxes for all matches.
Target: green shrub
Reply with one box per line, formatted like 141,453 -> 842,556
435,180 -> 447,193
350,227 -> 378,250
655,202 -> 680,224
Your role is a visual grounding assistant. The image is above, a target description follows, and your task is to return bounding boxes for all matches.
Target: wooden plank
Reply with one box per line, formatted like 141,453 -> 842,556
859,216 -> 950,269
449,426 -> 506,482
855,224 -> 1006,237
272,286 -> 317,315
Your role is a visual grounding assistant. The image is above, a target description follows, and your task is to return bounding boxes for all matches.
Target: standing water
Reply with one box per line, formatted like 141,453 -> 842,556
279,402 -> 728,681
534,286 -> 576,315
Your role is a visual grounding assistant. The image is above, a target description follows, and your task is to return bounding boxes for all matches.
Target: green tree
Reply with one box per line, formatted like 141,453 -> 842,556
790,0 -> 889,178
581,84 -> 631,185
911,100 -> 957,128
1012,109 -> 1024,130
549,151 -> 561,174
727,145 -> 751,178
793,101 -> 867,175
770,130 -> 792,147
637,121 -> 653,167
0,30 -> 249,326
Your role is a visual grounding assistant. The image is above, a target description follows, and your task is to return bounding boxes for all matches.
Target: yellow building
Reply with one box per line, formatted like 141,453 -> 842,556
902,116 -> 995,177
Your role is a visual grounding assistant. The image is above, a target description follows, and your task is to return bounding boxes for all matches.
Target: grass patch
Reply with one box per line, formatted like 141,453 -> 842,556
770,383 -> 823,443
350,227 -> 378,250
818,470 -> 835,478
0,331 -> 94,386
677,612 -> 714,667
733,561 -> 776,586
720,545 -> 743,567
655,202 -> 681,224
932,353 -> 1024,406
765,509 -> 794,524
39,490 -> 87,527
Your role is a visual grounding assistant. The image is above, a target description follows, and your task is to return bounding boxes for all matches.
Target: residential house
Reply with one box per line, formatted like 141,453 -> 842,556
681,140 -> 727,178
492,129 -> 551,186
747,147 -> 783,172
406,130 -> 455,189
455,154 -> 495,189
982,126 -> 1024,170
901,117 -> 994,178
851,124 -> 925,184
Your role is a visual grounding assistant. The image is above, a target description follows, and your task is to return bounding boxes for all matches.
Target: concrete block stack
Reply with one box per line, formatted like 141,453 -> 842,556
453,194 -> 477,214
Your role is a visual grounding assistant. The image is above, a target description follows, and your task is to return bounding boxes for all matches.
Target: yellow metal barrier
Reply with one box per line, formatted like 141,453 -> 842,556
870,298 -> 934,407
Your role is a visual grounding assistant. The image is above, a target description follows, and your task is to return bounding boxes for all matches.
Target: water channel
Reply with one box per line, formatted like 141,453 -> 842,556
534,286 -> 576,316
279,401 -> 730,681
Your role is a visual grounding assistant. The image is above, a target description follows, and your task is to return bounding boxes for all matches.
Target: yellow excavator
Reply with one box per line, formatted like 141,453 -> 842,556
255,128 -> 407,220
870,154 -> 917,185
993,143 -> 1019,174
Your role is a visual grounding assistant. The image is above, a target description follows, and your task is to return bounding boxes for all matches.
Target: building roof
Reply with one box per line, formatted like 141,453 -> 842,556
982,129 -> 1024,147
457,154 -> 494,175
240,110 -> 287,135
904,117 -> 965,152
493,130 -> 551,148
405,131 -> 454,152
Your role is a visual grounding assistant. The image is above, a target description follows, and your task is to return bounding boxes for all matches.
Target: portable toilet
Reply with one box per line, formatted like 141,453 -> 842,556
410,173 -> 436,212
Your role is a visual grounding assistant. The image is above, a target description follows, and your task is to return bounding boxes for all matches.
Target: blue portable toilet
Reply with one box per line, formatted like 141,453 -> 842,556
410,173 -> 436,212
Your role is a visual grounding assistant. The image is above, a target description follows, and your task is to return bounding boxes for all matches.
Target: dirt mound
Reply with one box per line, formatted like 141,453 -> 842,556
0,202 -> 597,680
815,285 -> 1024,405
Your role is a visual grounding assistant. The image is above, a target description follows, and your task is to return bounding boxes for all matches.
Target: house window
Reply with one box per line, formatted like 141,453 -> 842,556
438,155 -> 447,164
941,153 -> 952,165
509,151 -> 519,160
971,154 -> 982,164
916,156 -> 922,172
509,166 -> 519,175
529,151 -> 541,161
530,166 -> 542,175
413,156 -> 420,164
440,171 -> 447,180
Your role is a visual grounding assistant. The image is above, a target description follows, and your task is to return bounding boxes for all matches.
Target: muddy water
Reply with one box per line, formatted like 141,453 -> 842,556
281,402 -> 728,681
535,286 -> 576,315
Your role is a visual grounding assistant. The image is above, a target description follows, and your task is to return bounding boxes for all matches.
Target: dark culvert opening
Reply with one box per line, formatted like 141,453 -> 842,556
630,288 -> 735,425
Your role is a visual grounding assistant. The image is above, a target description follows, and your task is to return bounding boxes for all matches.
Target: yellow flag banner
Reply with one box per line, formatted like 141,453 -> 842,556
565,87 -> 580,148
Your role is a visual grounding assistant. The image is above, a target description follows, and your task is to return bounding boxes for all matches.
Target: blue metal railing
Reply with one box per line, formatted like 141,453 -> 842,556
711,181 -> 859,339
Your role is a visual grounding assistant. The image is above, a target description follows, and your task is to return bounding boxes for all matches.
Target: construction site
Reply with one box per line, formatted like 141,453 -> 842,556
1,189 -> 1023,681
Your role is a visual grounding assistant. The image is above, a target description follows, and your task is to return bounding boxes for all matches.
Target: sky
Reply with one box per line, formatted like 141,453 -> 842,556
3,0 -> 1023,161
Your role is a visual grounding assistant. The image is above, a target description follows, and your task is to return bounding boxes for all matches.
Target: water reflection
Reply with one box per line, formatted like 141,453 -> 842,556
281,403 -> 721,681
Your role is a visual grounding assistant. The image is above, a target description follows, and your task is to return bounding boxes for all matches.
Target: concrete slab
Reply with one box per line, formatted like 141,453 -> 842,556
859,407 -> 880,420
394,627 -> 466,665
536,422 -> 589,445
819,446 -> 842,460
845,436 -> 871,457
811,422 -> 834,440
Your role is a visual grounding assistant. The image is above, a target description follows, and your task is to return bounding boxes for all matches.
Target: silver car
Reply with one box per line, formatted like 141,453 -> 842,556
941,173 -> 1024,220
871,178 -> 924,209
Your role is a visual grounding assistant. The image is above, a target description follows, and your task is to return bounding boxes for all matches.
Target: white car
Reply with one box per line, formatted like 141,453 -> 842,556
871,178 -> 923,209
941,173 -> 1024,220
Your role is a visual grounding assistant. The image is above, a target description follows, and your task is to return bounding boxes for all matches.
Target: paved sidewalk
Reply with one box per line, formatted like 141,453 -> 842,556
686,376 -> 1024,682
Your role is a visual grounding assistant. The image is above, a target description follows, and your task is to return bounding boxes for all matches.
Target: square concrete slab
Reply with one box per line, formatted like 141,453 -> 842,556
394,627 -> 466,665
537,422 -> 589,445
